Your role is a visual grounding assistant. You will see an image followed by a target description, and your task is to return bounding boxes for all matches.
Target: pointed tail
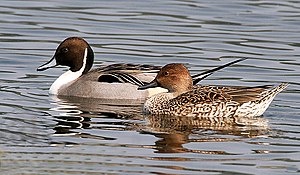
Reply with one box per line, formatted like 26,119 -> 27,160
254,83 -> 289,116
192,58 -> 247,85
261,83 -> 289,99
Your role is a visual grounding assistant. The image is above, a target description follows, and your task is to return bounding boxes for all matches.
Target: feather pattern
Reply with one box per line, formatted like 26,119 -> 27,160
140,63 -> 288,125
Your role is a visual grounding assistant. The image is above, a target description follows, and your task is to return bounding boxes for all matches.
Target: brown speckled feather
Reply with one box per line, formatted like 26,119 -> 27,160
140,63 -> 288,125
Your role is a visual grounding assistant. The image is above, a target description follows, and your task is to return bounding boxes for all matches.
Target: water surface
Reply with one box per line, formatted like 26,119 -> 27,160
0,0 -> 299,174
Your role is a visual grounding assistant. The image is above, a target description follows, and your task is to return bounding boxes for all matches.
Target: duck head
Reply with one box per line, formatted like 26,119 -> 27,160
138,63 -> 193,95
37,37 -> 94,74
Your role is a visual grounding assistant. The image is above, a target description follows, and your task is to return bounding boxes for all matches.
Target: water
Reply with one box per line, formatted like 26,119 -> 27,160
0,0 -> 299,174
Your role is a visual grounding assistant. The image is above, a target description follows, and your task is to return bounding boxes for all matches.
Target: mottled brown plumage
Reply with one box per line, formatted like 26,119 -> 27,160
139,63 -> 288,125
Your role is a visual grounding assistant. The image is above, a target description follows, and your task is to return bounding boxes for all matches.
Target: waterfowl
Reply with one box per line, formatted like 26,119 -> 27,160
138,63 -> 288,124
37,37 -> 245,99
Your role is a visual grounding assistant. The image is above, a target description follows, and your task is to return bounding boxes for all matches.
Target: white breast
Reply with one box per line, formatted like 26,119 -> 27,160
49,48 -> 88,95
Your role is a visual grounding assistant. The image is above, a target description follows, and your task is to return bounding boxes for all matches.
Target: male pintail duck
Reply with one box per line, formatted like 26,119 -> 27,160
138,63 -> 288,124
37,37 -> 245,99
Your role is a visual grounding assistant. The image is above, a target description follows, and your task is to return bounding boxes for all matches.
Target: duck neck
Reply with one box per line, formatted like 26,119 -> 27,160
49,48 -> 88,95
171,84 -> 193,97
83,45 -> 94,74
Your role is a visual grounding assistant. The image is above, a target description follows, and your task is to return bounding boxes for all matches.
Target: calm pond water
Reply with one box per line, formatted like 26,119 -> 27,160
0,0 -> 299,174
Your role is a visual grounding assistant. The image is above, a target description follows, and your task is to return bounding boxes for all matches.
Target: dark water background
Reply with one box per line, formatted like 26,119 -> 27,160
0,0 -> 299,174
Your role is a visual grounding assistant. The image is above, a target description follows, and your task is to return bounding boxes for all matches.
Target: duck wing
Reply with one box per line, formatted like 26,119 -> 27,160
221,85 -> 273,103
98,63 -> 161,73
98,72 -> 145,86
87,64 -> 159,85
191,85 -> 282,104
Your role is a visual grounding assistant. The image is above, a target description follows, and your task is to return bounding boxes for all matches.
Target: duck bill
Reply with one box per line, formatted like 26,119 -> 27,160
37,56 -> 58,71
138,80 -> 159,90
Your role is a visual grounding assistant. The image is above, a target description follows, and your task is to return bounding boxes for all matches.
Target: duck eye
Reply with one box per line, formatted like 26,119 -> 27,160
163,71 -> 169,76
61,47 -> 69,53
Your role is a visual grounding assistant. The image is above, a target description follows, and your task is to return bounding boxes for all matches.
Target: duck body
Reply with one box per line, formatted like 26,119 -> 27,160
37,37 -> 167,99
139,63 -> 288,124
55,64 -> 166,99
143,84 -> 288,120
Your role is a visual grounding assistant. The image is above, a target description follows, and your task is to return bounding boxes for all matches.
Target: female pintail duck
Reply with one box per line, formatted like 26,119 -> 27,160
37,37 -> 245,99
138,63 -> 288,123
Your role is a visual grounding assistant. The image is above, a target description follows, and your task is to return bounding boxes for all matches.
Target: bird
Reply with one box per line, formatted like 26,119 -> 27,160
138,63 -> 288,125
37,37 -> 245,99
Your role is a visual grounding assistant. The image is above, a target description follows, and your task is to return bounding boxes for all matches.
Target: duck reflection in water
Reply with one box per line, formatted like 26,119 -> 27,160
50,95 -> 144,137
49,95 -> 269,153
143,114 -> 269,154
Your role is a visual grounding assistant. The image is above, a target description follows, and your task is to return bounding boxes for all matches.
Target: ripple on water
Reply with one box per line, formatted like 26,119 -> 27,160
0,0 -> 299,174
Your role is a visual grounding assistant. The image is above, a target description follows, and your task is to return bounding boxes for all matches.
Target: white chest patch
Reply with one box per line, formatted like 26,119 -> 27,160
147,87 -> 168,97
49,48 -> 88,95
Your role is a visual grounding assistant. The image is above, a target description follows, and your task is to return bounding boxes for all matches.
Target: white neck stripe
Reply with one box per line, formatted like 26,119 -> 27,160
49,48 -> 88,94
